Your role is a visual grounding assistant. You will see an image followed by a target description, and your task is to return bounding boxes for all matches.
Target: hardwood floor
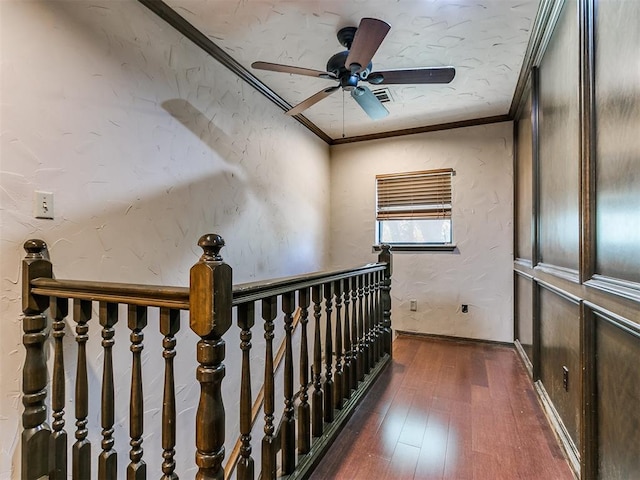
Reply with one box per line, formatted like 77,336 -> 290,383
309,334 -> 574,480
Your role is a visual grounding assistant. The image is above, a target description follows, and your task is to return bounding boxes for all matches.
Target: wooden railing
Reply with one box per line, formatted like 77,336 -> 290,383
20,233 -> 393,479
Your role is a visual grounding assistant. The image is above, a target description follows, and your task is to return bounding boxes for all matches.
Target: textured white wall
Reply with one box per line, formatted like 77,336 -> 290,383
0,1 -> 329,476
330,123 -> 514,342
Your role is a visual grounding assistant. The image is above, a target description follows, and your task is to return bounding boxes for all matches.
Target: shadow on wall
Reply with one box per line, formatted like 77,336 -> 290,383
159,98 -> 298,275
4,1 -> 325,476
162,99 -> 242,162
7,0 -> 300,278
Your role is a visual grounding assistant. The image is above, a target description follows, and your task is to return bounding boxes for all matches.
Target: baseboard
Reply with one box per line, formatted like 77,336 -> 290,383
396,330 -> 515,348
514,339 -> 533,378
534,380 -> 581,479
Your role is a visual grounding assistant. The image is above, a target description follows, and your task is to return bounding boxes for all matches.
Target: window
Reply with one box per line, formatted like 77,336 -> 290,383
376,168 -> 454,247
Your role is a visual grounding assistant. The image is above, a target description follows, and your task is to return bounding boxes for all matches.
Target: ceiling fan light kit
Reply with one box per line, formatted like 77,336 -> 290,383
251,17 -> 456,120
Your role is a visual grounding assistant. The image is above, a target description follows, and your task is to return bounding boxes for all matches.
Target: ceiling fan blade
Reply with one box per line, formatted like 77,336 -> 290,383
367,67 -> 456,85
351,86 -> 389,120
345,18 -> 391,74
286,86 -> 340,116
252,61 -> 336,79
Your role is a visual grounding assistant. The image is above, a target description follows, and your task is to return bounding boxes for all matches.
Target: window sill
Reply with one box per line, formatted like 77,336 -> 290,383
372,244 -> 458,253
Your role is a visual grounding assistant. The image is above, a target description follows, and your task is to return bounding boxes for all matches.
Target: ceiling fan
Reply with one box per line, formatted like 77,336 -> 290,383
251,18 -> 456,120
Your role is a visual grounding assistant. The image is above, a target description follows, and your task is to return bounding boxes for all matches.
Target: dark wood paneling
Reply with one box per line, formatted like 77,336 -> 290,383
515,91 -> 533,261
509,0 -> 566,117
595,313 -> 640,479
578,0 -> 596,285
515,273 -> 534,362
539,286 -> 581,450
538,0 -> 580,271
593,0 -> 640,285
513,1 -> 640,478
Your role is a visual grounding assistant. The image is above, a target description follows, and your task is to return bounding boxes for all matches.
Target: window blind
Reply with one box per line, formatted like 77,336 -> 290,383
376,168 -> 453,220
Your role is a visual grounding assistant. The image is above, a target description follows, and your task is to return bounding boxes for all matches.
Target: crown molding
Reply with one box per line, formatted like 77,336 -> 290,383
138,0 -> 333,144
330,115 -> 511,145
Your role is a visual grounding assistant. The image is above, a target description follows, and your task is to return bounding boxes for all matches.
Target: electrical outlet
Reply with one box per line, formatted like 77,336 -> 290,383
34,191 -> 54,219
410,300 -> 417,311
562,366 -> 569,391
461,304 -> 468,313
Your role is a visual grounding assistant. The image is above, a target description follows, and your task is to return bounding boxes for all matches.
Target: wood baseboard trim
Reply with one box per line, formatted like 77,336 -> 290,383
534,380 -> 581,479
514,339 -> 534,378
396,330 -> 514,348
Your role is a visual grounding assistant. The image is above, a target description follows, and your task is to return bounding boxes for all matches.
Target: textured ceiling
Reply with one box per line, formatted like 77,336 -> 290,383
165,0 -> 540,140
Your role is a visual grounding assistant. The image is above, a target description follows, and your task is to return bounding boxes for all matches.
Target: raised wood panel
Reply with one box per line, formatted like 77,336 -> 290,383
539,285 -> 581,450
595,313 -> 640,479
538,0 -> 580,271
593,0 -> 640,284
515,273 -> 533,362
515,91 -> 533,261
512,1 -> 640,478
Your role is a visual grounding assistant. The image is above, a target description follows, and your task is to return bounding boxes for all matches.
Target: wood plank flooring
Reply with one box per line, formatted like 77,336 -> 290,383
309,335 -> 574,480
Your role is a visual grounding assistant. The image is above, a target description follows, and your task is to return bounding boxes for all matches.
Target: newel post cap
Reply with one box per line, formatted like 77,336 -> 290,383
378,243 -> 393,276
198,233 -> 225,261
190,234 -> 232,338
22,239 -> 52,313
23,239 -> 47,257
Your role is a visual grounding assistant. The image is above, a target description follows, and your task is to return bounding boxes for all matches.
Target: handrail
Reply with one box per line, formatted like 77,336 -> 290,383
232,263 -> 386,305
30,278 -> 190,309
29,262 -> 388,309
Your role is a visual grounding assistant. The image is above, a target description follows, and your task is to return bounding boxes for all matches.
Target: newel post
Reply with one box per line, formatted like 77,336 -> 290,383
190,234 -> 232,480
21,239 -> 53,480
378,244 -> 393,356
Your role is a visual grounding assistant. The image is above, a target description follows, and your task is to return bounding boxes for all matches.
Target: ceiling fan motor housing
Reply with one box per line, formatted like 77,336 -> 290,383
327,50 -> 372,90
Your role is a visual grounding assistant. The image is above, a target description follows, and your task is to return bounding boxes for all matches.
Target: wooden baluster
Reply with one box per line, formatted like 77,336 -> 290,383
323,282 -> 334,423
261,296 -> 277,480
333,280 -> 343,410
378,270 -> 385,359
374,270 -> 383,361
21,240 -> 52,480
311,285 -> 323,437
237,302 -> 255,480
297,287 -> 311,454
281,291 -> 296,474
359,275 -> 370,377
364,273 -> 371,371
355,275 -> 365,382
160,308 -> 180,480
350,278 -> 359,389
50,297 -> 68,480
368,272 -> 375,368
342,277 -> 352,401
72,299 -> 92,479
378,245 -> 393,356
127,305 -> 147,480
190,234 -> 232,480
369,272 -> 377,363
99,302 -> 118,480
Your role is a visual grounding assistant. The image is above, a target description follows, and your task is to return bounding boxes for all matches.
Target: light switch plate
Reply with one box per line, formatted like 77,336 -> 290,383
34,191 -> 54,219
